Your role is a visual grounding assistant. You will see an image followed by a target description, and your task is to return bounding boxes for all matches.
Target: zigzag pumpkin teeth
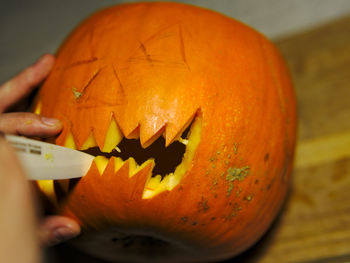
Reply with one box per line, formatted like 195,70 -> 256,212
142,173 -> 178,199
62,109 -> 198,153
81,132 -> 98,150
131,158 -> 155,177
102,117 -> 123,152
164,110 -> 198,147
94,156 -> 109,175
142,115 -> 202,199
94,156 -> 155,177
63,116 -> 124,152
140,125 -> 166,149
64,131 -> 77,149
144,174 -> 162,192
127,157 -> 138,177
114,157 -> 125,173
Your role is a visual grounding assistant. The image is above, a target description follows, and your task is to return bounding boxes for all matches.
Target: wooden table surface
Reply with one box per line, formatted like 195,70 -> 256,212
48,16 -> 350,263
227,15 -> 350,263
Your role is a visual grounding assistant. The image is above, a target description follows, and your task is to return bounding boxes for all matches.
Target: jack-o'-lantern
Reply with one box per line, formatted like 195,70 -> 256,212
34,2 -> 296,262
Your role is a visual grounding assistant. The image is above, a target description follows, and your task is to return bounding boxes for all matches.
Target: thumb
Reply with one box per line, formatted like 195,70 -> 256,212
38,216 -> 81,247
0,134 -> 41,263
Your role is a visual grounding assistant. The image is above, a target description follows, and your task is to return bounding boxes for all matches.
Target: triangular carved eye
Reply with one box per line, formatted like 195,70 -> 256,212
127,23 -> 189,70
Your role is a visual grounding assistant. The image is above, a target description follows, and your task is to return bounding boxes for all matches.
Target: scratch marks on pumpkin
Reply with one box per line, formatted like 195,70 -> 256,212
112,64 -> 126,97
75,101 -> 121,110
178,24 -> 191,72
142,23 -> 178,44
72,68 -> 101,100
82,68 -> 100,94
59,28 -> 97,70
128,45 -> 184,66
197,197 -> 210,212
138,41 -> 153,64
126,23 -> 191,70
64,57 -> 99,69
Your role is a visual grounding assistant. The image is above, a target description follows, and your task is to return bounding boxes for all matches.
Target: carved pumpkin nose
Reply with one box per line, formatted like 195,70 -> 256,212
34,2 -> 296,262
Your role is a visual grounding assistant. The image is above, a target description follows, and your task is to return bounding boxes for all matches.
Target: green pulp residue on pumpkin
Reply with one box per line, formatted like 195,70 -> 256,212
225,202 -> 243,220
226,166 -> 250,196
72,87 -> 83,99
233,143 -> 239,154
198,197 -> 210,212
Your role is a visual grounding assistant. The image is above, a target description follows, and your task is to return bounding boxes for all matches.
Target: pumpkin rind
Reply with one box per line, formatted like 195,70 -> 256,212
36,2 -> 296,262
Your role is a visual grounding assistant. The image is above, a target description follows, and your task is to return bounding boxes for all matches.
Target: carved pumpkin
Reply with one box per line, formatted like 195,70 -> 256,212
35,2 -> 296,262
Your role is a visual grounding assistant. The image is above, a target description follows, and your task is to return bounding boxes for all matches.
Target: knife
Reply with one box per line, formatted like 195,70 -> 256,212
5,134 -> 94,180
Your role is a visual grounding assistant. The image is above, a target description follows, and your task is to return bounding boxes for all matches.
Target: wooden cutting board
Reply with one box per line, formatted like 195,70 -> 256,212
48,15 -> 350,263
227,15 -> 350,263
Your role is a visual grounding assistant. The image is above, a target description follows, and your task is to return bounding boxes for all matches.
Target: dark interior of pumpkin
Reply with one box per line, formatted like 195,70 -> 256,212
81,123 -> 191,176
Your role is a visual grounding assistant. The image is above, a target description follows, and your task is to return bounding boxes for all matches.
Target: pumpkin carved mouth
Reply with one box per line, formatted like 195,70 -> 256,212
62,114 -> 202,199
82,125 -> 190,177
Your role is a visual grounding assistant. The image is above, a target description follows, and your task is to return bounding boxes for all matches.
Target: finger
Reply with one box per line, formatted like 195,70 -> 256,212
0,112 -> 62,137
0,132 -> 28,188
0,135 -> 41,262
38,216 -> 81,247
0,54 -> 55,112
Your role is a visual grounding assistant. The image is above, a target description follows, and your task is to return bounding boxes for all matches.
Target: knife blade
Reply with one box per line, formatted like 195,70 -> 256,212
5,134 -> 94,180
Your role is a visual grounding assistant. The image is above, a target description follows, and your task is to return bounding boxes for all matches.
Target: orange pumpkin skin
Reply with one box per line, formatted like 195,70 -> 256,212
36,2 -> 296,262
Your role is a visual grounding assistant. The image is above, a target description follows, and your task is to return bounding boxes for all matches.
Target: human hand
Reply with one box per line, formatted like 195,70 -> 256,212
0,54 -> 80,248
0,134 -> 40,263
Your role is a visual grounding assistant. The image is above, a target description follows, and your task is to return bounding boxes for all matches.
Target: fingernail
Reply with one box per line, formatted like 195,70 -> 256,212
41,117 -> 61,127
52,227 -> 79,245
